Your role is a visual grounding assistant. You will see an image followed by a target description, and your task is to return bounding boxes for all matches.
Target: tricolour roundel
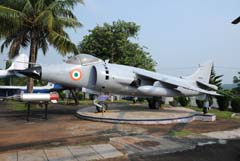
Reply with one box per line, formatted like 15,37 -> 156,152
70,69 -> 83,81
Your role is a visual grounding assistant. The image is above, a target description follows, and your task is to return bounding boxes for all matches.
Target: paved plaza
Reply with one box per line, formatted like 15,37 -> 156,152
0,144 -> 123,161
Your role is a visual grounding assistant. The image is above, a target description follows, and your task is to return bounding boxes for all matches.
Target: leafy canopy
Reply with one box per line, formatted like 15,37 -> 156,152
233,72 -> 240,94
79,20 -> 156,71
0,0 -> 83,58
210,66 -> 223,89
0,0 -> 83,92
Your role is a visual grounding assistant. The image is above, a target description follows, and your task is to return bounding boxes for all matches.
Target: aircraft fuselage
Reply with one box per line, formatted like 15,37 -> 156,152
40,62 -> 199,97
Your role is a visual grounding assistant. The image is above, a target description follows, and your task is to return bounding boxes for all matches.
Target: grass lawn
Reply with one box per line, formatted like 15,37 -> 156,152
6,101 -> 29,111
188,106 -> 234,119
4,100 -> 236,120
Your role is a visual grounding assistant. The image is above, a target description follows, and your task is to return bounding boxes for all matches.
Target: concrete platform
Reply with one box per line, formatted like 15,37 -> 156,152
76,104 -> 216,124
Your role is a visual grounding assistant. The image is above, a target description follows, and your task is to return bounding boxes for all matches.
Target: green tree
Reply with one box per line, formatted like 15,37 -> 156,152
177,96 -> 190,107
231,97 -> 240,112
233,72 -> 240,94
210,66 -> 223,90
79,20 -> 156,71
216,90 -> 233,111
0,0 -> 83,92
208,66 -> 223,106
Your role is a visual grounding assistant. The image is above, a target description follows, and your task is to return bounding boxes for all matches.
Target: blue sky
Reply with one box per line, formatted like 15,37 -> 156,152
0,0 -> 240,83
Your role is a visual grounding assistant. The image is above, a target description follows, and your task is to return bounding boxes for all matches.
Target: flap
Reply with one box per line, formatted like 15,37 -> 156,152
197,80 -> 218,90
134,70 -> 221,96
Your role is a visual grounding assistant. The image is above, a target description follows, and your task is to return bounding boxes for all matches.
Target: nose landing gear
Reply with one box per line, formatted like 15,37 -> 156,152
93,95 -> 109,112
96,101 -> 108,112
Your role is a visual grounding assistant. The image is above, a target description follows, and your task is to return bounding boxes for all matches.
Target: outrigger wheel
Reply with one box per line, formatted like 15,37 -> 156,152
96,101 -> 108,112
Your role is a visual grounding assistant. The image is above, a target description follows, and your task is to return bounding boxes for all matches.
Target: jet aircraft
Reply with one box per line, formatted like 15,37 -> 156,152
0,54 -> 28,78
17,54 -> 219,113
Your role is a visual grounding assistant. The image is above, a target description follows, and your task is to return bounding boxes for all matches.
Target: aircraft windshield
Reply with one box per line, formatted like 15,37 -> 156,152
66,54 -> 103,65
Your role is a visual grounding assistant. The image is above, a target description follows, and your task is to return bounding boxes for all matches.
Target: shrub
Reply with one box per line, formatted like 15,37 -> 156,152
216,96 -> 230,111
231,97 -> 240,113
89,94 -> 95,100
178,96 -> 190,107
196,99 -> 204,108
76,92 -> 84,100
169,99 -> 178,106
216,90 -> 233,111
208,97 -> 213,106
59,91 -> 66,100
137,97 -> 145,103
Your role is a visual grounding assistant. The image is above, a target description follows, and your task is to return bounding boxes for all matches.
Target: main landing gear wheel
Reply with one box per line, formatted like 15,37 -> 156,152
147,98 -> 162,109
96,101 -> 108,112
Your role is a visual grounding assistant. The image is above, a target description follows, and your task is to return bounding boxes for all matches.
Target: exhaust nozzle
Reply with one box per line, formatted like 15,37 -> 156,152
17,66 -> 42,80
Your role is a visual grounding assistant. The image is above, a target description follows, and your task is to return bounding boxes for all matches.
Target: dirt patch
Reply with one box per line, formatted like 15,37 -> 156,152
184,119 -> 240,133
134,140 -> 160,148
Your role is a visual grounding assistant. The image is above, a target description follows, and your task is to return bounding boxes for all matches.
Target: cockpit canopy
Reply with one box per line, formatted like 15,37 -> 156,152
66,54 -> 103,65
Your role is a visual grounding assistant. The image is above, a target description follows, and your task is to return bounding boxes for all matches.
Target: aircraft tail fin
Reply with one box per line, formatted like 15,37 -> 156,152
7,54 -> 28,70
187,61 -> 213,83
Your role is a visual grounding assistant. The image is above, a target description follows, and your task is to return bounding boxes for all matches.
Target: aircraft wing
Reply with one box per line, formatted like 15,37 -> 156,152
134,70 -> 220,96
196,80 -> 218,90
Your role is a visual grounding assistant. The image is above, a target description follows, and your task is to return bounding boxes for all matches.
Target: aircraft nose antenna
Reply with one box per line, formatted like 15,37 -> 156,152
17,66 -> 42,80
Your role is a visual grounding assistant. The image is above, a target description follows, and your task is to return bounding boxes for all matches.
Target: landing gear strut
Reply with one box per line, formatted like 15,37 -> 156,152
203,107 -> 208,114
147,97 -> 163,109
94,95 -> 109,112
96,101 -> 108,112
203,97 -> 209,114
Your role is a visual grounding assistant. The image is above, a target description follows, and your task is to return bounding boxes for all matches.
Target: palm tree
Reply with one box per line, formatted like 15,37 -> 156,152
208,66 -> 223,106
0,0 -> 83,92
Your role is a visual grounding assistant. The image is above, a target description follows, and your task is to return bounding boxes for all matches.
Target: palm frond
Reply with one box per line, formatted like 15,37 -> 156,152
57,0 -> 84,9
39,38 -> 48,55
35,0 -> 45,12
48,30 -> 78,55
0,5 -> 23,18
56,8 -> 77,19
22,0 -> 34,14
9,39 -> 21,58
57,17 -> 82,28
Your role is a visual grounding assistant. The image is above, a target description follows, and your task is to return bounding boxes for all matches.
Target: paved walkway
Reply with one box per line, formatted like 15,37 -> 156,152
2,128 -> 240,161
202,128 -> 240,139
0,144 -> 123,161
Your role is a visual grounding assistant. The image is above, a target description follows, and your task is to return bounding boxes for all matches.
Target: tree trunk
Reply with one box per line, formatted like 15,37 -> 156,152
110,42 -> 114,63
27,31 -> 37,93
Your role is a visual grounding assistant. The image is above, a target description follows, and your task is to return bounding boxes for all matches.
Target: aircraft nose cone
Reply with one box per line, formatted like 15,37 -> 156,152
17,66 -> 42,80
